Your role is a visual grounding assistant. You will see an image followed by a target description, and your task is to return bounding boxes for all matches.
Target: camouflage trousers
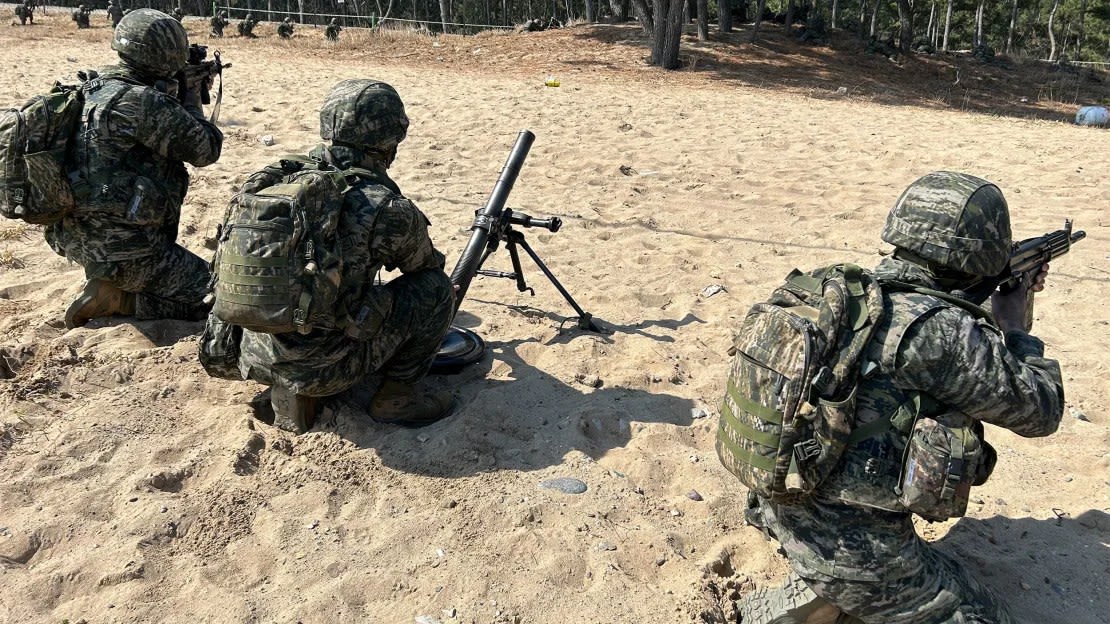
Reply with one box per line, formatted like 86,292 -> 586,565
747,497 -> 1013,624
81,243 -> 211,321
199,269 -> 454,397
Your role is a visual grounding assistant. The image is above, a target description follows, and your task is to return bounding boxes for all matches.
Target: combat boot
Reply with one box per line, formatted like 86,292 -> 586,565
65,280 -> 136,329
369,379 -> 455,428
738,575 -> 843,624
270,384 -> 317,434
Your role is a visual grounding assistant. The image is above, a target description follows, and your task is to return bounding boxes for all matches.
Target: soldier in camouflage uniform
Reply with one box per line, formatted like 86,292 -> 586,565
107,0 -> 123,27
108,0 -> 124,27
739,172 -> 1065,624
237,12 -> 258,37
47,8 -> 224,328
210,10 -> 229,37
72,4 -> 91,28
199,79 -> 456,433
325,17 -> 341,41
276,16 -> 294,38
14,0 -> 34,25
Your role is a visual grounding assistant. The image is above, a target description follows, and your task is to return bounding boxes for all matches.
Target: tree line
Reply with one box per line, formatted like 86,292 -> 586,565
40,0 -> 1110,68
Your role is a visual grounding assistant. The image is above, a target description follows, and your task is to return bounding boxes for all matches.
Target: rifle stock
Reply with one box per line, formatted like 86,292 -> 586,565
449,130 -> 535,315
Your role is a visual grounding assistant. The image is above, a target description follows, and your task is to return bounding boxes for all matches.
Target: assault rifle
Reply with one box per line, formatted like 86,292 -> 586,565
998,219 -> 1085,332
180,44 -> 231,123
999,219 -> 1085,293
433,130 -> 603,372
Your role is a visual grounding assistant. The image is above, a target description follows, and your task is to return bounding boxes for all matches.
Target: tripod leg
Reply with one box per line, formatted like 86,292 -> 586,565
515,237 -> 603,332
504,240 -> 534,296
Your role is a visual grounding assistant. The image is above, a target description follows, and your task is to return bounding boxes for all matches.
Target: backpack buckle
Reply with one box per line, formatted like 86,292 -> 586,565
793,439 -> 821,464
809,366 -> 833,399
292,307 -> 307,326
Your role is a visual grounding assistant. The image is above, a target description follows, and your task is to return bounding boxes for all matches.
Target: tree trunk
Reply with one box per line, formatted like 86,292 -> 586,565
895,0 -> 911,51
696,0 -> 707,39
661,0 -> 684,68
611,0 -> 631,21
1005,0 -> 1018,53
1076,0 -> 1088,58
439,0 -> 449,31
831,0 -> 837,29
650,0 -> 667,62
585,0 -> 595,20
718,0 -> 731,32
868,0 -> 880,37
632,0 -> 652,32
926,0 -> 935,44
785,0 -> 795,29
1046,0 -> 1060,60
941,0 -> 952,51
974,0 -> 984,47
750,0 -> 766,42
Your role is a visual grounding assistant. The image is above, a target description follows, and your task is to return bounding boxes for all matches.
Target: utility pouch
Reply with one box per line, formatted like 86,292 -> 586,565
896,416 -> 992,521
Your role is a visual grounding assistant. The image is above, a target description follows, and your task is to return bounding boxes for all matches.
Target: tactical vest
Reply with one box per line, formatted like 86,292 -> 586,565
821,290 -> 995,520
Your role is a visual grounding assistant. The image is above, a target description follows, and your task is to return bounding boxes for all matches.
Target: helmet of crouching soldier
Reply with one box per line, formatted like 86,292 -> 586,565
111,8 -> 189,79
319,79 -> 409,153
881,171 -> 1012,278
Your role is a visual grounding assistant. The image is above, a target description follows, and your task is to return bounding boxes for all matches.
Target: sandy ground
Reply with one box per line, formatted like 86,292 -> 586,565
1,11 -> 1108,624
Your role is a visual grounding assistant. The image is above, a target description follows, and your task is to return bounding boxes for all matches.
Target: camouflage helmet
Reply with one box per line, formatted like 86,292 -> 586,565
319,79 -> 409,151
330,17 -> 338,24
112,8 -> 189,78
284,16 -> 292,23
882,171 -> 1012,277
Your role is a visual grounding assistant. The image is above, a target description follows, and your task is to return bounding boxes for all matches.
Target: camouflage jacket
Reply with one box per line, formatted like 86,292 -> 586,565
819,257 -> 1065,510
235,145 -> 447,394
45,65 -> 223,264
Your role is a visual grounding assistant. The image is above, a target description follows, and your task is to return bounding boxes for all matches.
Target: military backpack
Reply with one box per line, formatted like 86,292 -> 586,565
211,156 -> 377,335
0,82 -> 86,225
716,264 -> 885,504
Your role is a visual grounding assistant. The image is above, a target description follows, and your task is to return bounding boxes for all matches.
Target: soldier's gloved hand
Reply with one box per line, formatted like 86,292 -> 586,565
180,83 -> 203,109
992,263 -> 1049,333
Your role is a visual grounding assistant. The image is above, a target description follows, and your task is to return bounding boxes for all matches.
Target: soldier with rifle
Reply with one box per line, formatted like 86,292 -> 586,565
49,9 -> 224,328
325,17 -> 342,40
210,10 -> 229,36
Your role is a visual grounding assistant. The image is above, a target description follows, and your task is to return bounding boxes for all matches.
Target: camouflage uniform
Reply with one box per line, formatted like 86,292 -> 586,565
237,13 -> 257,37
107,1 -> 123,27
171,7 -> 184,22
201,80 -> 453,430
742,173 -> 1065,624
46,9 -> 223,322
276,17 -> 294,38
325,18 -> 341,41
210,11 -> 228,36
15,1 -> 33,25
72,5 -> 91,28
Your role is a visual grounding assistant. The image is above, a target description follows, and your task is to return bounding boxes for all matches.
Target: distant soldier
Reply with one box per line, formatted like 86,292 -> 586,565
72,4 -> 91,28
276,16 -> 294,38
325,17 -> 341,41
210,10 -> 228,37
107,0 -> 123,27
237,12 -> 257,37
14,1 -> 32,25
171,7 -> 184,22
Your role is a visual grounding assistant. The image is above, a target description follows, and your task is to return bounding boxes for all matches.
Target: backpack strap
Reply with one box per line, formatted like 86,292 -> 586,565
880,279 -> 994,322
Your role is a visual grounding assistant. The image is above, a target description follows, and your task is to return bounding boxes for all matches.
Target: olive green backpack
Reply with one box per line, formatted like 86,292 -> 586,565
716,264 -> 885,504
210,156 -> 379,335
